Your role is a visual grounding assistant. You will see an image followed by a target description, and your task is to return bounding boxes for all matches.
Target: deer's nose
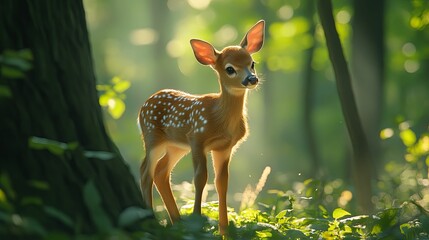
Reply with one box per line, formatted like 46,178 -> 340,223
242,75 -> 258,86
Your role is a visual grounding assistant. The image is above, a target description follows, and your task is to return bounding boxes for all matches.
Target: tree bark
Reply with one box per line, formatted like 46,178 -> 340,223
351,0 -> 384,178
0,0 -> 146,236
317,0 -> 373,213
302,1 -> 322,176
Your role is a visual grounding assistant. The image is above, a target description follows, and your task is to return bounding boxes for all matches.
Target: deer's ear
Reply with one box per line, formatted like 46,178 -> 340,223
190,39 -> 218,65
240,20 -> 265,54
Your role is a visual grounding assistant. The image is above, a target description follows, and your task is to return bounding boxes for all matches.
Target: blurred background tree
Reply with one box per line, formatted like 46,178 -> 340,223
83,0 -> 428,213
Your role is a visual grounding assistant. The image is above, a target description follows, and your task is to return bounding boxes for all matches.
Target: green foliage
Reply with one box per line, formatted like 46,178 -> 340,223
28,136 -> 116,161
0,49 -> 33,98
97,76 -> 131,119
28,136 -> 79,157
2,167 -> 429,239
0,49 -> 33,79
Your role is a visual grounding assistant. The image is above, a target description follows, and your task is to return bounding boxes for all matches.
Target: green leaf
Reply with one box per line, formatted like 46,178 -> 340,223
21,196 -> 43,206
96,84 -> 111,91
0,173 -> 15,200
379,128 -> 394,140
113,79 -> 131,93
28,137 -> 78,156
1,66 -> 26,78
111,76 -> 121,84
17,48 -> 33,61
44,206 -> 74,229
332,208 -> 351,219
83,180 -> 113,232
0,49 -> 33,74
118,206 -> 153,228
275,210 -> 287,219
10,214 -> 46,236
84,151 -> 115,160
256,230 -> 272,238
29,137 -> 67,156
107,97 -> 126,119
400,222 -> 411,234
0,85 -> 12,97
319,205 -> 329,218
400,129 -> 416,147
99,94 -> 111,106
28,180 -> 50,190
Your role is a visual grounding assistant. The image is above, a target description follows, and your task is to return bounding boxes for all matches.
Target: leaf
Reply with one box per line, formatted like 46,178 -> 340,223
319,205 -> 329,218
0,173 -> 15,200
28,137 -> 67,156
379,128 -> 394,140
11,214 -> 46,236
111,76 -> 122,84
84,151 -> 115,160
28,137 -> 78,156
1,55 -> 32,71
0,189 -> 6,203
400,129 -> 416,147
17,48 -> 33,61
113,79 -> 131,93
1,66 -> 26,78
333,208 -> 351,219
343,224 -> 352,233
256,230 -> 272,238
96,84 -> 111,91
118,206 -> 153,228
99,94 -> 111,106
107,97 -> 126,119
400,222 -> 411,234
275,210 -> 287,219
44,206 -> 74,229
20,196 -> 43,206
28,180 -> 50,190
83,180 -> 113,232
0,85 -> 12,97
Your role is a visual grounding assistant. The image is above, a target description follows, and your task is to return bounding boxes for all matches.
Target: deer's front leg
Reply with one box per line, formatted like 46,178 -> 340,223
191,146 -> 208,215
212,148 -> 232,235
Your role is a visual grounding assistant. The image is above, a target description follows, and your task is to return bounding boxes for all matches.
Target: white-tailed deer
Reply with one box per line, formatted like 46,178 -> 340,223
138,20 -> 265,234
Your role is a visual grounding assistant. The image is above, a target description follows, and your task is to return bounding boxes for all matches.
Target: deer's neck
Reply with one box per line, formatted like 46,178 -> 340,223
214,85 -> 248,129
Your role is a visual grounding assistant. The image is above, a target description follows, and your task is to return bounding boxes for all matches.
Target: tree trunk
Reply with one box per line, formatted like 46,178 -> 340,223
317,0 -> 373,213
150,1 -> 176,90
351,0 -> 384,178
0,0 -> 146,237
302,1 -> 322,176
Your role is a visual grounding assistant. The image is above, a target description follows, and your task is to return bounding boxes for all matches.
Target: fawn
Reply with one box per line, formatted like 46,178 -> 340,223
138,20 -> 265,234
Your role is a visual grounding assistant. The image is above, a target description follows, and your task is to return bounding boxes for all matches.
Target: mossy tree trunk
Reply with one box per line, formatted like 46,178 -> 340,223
0,0 -> 146,237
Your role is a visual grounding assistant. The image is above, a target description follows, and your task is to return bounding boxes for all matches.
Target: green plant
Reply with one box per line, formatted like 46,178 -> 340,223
97,76 -> 131,119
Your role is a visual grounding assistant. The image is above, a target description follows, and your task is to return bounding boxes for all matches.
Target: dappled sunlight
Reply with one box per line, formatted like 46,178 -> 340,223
277,5 -> 294,20
82,0 -> 429,236
187,0 -> 211,10
335,10 -> 351,24
130,28 -> 158,46
3,0 -> 429,238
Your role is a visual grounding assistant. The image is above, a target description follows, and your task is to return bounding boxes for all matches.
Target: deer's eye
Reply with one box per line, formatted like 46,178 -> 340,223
225,66 -> 236,75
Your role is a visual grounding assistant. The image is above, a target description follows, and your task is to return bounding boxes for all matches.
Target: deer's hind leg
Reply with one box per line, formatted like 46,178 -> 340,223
153,145 -> 189,224
140,139 -> 167,210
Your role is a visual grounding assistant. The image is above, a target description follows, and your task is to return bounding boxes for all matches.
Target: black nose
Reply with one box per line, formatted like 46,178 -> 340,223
242,75 -> 258,86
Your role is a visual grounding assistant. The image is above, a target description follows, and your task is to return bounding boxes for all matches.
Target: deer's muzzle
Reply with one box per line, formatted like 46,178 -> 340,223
242,75 -> 258,87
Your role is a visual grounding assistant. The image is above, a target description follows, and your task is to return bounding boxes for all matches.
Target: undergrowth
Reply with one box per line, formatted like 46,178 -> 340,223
1,121 -> 428,239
